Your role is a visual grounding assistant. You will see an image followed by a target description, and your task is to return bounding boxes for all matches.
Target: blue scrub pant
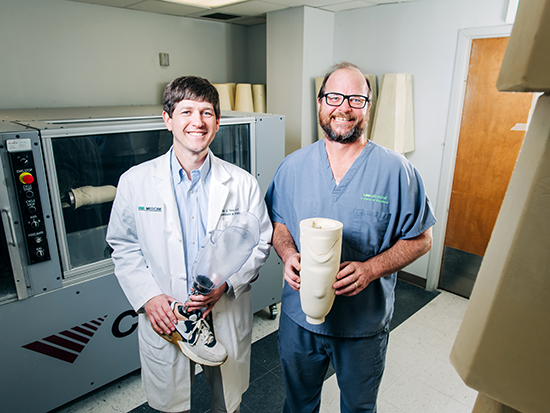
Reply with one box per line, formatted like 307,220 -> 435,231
278,312 -> 389,413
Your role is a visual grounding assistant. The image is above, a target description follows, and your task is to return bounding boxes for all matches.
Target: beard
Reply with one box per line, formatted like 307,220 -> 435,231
319,111 -> 367,144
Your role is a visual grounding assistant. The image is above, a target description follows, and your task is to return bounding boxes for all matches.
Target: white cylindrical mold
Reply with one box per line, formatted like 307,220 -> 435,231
299,218 -> 343,324
70,185 -> 116,209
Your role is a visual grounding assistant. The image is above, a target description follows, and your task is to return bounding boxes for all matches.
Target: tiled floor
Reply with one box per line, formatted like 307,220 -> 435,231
320,291 -> 478,413
52,283 -> 477,413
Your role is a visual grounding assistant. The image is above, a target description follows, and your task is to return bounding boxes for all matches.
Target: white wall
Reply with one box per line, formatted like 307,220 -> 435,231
0,0 -> 252,109
267,7 -> 306,154
301,7 -> 334,148
332,0 -> 511,282
247,23 -> 267,85
267,6 -> 334,154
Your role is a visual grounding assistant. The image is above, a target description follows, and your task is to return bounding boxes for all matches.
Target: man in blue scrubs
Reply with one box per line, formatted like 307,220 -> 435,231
265,62 -> 436,413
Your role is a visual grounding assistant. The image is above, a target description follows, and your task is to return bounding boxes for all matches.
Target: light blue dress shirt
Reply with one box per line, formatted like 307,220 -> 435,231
170,149 -> 211,295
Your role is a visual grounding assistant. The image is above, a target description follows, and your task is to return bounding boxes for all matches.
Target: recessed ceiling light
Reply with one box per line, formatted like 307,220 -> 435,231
161,0 -> 245,8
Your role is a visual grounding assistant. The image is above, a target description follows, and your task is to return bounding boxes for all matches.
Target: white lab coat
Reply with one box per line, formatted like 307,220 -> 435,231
106,149 -> 272,412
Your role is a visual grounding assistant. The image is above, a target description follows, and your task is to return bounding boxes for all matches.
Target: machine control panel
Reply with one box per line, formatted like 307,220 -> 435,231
7,138 -> 51,264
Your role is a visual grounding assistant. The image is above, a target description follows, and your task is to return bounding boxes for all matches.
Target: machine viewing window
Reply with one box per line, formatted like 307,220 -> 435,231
0,219 -> 16,302
50,123 -> 251,274
212,123 -> 251,172
51,130 -> 173,270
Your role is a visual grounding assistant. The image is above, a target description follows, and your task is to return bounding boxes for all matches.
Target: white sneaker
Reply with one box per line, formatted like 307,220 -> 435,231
156,303 -> 228,367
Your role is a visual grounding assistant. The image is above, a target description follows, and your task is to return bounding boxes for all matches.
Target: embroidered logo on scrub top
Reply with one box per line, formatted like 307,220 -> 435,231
138,206 -> 162,212
361,194 -> 389,204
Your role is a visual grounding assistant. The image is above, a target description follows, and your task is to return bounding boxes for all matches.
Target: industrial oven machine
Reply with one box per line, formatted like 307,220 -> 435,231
0,106 -> 285,412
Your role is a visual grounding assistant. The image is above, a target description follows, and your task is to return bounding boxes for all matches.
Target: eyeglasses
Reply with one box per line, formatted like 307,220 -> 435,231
322,93 -> 369,109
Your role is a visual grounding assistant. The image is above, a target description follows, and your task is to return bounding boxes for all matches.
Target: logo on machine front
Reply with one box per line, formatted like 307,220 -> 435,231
22,310 -> 138,364
22,316 -> 108,364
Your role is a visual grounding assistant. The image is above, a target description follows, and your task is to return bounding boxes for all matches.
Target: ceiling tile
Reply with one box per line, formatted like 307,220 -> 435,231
68,0 -> 144,6
213,1 -> 289,16
127,0 -> 206,16
66,0 -> 434,25
266,0 -> 343,7
321,0 -> 376,12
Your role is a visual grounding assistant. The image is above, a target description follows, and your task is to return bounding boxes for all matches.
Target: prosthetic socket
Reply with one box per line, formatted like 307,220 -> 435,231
191,212 -> 261,295
66,185 -> 117,209
299,218 -> 343,325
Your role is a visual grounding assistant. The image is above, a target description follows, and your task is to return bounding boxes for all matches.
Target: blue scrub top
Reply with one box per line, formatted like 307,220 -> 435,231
265,139 -> 436,337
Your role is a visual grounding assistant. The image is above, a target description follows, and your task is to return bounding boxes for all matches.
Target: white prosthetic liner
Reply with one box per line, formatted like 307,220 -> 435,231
69,185 -> 117,209
299,218 -> 343,325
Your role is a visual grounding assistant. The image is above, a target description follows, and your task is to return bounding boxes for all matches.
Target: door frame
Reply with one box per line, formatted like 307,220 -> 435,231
426,25 -> 513,291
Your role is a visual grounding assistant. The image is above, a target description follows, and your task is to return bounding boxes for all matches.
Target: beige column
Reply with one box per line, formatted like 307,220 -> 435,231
472,394 -> 521,413
370,73 -> 415,153
267,6 -> 335,154
252,84 -> 266,113
450,94 -> 550,413
315,77 -> 325,141
364,73 -> 378,141
234,83 -> 254,112
450,1 -> 550,410
496,0 -> 550,92
213,83 -> 232,111
225,83 -> 236,110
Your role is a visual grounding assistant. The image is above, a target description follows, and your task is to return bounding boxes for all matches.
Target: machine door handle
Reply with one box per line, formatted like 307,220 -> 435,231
1,208 -> 17,246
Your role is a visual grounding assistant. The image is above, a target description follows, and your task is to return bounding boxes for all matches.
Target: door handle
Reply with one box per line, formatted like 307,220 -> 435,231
1,208 -> 17,246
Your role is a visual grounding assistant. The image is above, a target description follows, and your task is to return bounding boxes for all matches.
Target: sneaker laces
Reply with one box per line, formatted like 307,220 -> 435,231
189,317 -> 215,346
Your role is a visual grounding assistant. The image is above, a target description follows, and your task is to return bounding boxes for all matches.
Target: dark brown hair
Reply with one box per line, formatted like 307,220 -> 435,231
163,76 -> 220,119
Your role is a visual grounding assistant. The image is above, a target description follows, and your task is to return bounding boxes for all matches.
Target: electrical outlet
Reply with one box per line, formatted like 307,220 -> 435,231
159,53 -> 170,67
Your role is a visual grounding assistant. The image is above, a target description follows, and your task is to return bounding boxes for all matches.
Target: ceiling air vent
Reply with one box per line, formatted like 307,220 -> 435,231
203,12 -> 240,20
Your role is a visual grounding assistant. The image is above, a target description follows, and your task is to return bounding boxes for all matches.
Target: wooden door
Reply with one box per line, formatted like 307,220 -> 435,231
439,37 -> 533,297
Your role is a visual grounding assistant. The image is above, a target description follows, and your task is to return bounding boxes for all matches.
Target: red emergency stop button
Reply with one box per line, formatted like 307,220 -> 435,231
19,172 -> 34,184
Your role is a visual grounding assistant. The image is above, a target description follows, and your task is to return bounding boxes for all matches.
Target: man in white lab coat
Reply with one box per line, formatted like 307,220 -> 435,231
106,76 -> 272,413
